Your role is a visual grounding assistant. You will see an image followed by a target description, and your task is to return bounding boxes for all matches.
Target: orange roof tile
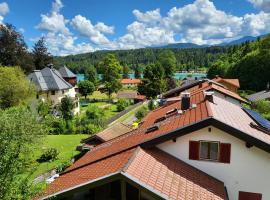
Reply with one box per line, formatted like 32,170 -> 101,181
42,148 -> 135,198
121,78 -> 141,84
212,77 -> 240,88
125,148 -> 226,200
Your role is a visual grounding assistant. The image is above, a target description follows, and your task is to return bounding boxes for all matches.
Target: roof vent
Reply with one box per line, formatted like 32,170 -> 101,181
178,109 -> 183,114
166,108 -> 178,116
181,92 -> 190,110
146,125 -> 159,133
154,116 -> 166,123
204,91 -> 214,102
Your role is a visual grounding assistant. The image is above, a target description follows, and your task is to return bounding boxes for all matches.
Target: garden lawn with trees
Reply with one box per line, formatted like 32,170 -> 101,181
31,134 -> 88,179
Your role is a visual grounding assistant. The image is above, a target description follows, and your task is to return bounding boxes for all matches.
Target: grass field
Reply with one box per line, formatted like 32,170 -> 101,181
31,134 -> 88,178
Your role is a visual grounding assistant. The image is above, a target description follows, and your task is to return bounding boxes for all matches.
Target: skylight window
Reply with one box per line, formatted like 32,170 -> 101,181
166,108 -> 178,116
154,116 -> 166,123
146,125 -> 159,133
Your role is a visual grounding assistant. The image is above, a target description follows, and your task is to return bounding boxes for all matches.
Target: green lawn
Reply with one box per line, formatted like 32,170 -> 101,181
31,134 -> 88,178
80,101 -> 119,119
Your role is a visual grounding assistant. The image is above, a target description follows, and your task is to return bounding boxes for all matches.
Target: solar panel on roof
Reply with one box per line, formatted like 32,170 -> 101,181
242,107 -> 270,131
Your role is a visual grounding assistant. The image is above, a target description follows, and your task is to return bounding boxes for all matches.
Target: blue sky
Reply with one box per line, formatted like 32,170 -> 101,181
0,0 -> 270,55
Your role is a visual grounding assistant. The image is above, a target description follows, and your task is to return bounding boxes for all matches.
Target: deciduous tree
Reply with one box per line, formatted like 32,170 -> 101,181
0,66 -> 35,109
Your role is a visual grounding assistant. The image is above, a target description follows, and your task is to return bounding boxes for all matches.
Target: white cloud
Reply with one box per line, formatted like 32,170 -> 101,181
115,21 -> 174,49
95,22 -> 114,34
45,32 -> 95,56
36,0 -> 70,34
242,11 -> 270,35
71,15 -> 111,45
249,0 -> 270,12
133,9 -> 161,24
0,2 -> 9,24
0,2 -> 9,15
36,0 -> 270,55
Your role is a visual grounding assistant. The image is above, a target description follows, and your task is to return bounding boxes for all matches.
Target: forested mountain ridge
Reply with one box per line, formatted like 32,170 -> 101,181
53,46 -> 228,74
207,34 -> 270,91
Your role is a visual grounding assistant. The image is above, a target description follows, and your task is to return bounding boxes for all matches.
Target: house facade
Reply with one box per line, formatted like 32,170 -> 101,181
39,78 -> 270,200
121,78 -> 141,87
28,65 -> 80,115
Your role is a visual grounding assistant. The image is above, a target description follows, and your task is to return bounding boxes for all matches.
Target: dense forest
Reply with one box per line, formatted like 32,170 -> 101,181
207,34 -> 270,91
53,46 -> 229,73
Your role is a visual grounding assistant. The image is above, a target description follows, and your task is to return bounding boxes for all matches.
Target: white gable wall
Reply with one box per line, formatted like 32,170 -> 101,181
157,126 -> 270,200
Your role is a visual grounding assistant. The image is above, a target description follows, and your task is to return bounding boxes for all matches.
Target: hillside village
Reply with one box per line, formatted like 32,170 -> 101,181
1,0 -> 270,200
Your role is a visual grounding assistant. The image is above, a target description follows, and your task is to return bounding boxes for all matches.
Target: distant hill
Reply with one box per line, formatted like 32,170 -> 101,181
153,34 -> 268,49
152,43 -> 209,49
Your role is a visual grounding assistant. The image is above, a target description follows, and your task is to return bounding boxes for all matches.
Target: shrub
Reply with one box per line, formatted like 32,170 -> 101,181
56,160 -> 72,173
38,148 -> 59,163
86,105 -> 104,120
116,99 -> 129,112
135,106 -> 148,120
148,99 -> 158,110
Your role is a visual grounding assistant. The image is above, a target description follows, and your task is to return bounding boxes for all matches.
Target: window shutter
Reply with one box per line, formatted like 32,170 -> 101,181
219,143 -> 231,163
189,141 -> 199,160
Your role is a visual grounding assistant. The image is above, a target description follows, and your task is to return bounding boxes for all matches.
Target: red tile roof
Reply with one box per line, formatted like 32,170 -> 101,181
42,148 -> 135,199
121,78 -> 141,84
212,77 -> 240,88
41,83 -> 270,200
66,91 -> 211,173
42,147 -> 226,200
125,148 -> 226,200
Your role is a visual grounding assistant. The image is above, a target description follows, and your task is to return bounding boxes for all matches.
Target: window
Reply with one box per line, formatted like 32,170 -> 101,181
51,91 -> 55,95
189,140 -> 231,163
199,141 -> 219,161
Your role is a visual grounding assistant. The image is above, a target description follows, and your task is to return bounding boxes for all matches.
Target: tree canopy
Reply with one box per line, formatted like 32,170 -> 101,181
100,54 -> 122,97
0,66 -> 35,109
138,63 -> 166,98
32,37 -> 53,70
78,80 -> 95,99
0,24 -> 34,73
0,106 -> 47,200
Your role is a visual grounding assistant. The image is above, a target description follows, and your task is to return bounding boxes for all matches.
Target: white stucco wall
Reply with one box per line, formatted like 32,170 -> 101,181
157,126 -> 270,200
39,87 -> 79,114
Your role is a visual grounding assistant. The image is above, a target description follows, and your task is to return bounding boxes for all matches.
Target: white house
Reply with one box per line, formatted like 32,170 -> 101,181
39,79 -> 270,200
28,65 -> 80,115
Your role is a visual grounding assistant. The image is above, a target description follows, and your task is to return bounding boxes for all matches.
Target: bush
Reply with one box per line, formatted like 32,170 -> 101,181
86,105 -> 104,120
37,148 -> 59,163
56,160 -> 72,173
148,99 -> 158,110
116,99 -> 129,112
135,106 -> 149,120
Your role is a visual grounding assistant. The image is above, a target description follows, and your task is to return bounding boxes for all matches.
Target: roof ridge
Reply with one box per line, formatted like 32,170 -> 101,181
122,146 -> 141,172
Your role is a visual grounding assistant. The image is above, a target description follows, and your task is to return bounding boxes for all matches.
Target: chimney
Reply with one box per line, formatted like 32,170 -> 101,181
47,63 -> 54,69
204,91 -> 214,103
181,91 -> 190,110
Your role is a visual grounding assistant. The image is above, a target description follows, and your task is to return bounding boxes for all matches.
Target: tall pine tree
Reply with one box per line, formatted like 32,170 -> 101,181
32,37 -> 53,70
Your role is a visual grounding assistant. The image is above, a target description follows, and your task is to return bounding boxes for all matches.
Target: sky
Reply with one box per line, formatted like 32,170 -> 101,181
0,0 -> 270,56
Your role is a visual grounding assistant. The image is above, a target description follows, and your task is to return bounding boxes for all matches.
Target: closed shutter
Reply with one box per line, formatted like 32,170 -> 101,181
219,143 -> 231,163
239,191 -> 262,200
189,141 -> 199,160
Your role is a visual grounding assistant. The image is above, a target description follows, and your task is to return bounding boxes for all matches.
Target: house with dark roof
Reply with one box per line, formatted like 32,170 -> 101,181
58,66 -> 77,87
28,65 -> 80,114
247,84 -> 270,102
117,91 -> 146,103
39,80 -> 270,200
